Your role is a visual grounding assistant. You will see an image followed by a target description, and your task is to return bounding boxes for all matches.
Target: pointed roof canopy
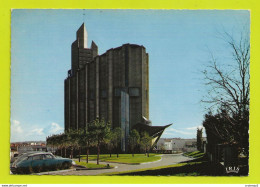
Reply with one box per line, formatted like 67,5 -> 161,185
133,123 -> 172,138
132,123 -> 172,148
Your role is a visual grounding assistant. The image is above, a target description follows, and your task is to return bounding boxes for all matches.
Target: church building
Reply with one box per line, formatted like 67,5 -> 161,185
64,23 -> 169,151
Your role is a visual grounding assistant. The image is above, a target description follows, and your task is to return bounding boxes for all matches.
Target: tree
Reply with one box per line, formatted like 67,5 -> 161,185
159,143 -> 166,152
76,129 -> 86,162
62,132 -> 69,158
88,118 -> 111,165
196,128 -> 203,152
46,135 -> 55,153
202,31 -> 250,156
47,134 -> 62,156
104,128 -> 114,157
66,129 -> 79,159
140,132 -> 152,157
80,127 -> 92,163
202,32 -> 249,115
73,129 -> 83,161
59,133 -> 68,158
112,127 -> 121,158
128,129 -> 140,157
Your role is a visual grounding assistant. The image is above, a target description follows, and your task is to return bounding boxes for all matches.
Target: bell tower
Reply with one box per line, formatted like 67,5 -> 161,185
76,23 -> 88,49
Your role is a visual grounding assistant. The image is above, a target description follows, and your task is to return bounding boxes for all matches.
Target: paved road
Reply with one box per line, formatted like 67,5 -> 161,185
47,154 -> 194,176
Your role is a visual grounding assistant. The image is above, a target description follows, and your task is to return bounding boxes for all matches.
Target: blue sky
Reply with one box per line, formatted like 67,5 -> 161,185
10,9 -> 250,142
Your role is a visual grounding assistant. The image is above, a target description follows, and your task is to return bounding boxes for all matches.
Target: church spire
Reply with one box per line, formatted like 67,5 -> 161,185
76,23 -> 88,48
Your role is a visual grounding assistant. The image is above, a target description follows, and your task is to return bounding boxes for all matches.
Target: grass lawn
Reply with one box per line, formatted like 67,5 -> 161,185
80,154 -> 161,164
75,161 -> 113,169
98,151 -> 248,176
100,161 -> 205,176
101,154 -> 227,176
183,151 -> 205,158
104,151 -> 248,176
100,152 -> 213,176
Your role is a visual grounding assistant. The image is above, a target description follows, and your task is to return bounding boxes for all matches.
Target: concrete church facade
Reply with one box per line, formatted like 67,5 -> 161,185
64,23 -> 149,151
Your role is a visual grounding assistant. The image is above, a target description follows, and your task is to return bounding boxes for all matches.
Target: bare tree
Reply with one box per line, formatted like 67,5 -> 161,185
202,30 -> 250,155
202,31 -> 250,117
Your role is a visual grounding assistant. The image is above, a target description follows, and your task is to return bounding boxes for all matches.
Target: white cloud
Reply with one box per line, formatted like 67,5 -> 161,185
49,122 -> 63,134
10,120 -> 64,142
11,120 -> 23,134
185,125 -> 203,130
11,119 -> 25,142
166,128 -> 193,135
31,128 -> 44,135
13,120 -> 20,126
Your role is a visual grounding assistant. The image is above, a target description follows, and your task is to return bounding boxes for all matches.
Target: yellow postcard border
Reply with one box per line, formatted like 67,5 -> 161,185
0,0 -> 259,184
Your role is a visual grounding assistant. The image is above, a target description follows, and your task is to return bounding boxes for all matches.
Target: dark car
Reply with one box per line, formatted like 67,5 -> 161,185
10,151 -> 41,163
11,152 -> 75,174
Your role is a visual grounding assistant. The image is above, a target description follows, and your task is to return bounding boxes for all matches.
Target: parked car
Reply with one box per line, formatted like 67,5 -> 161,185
10,153 -> 19,163
10,152 -> 75,174
10,151 -> 40,164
